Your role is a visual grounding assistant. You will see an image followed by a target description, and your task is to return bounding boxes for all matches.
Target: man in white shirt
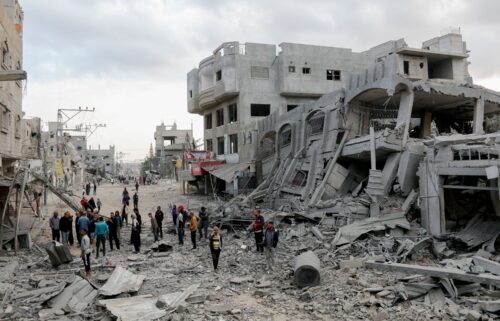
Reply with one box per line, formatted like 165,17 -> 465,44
80,229 -> 92,278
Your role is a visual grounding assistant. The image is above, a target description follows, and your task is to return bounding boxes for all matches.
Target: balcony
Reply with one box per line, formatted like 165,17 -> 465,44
198,81 -> 239,110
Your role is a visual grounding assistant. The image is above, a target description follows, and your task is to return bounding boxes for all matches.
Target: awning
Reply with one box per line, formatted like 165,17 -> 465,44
202,162 -> 251,183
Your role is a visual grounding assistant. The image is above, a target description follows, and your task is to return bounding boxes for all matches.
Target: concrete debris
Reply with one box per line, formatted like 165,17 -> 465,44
98,295 -> 166,321
47,275 -> 97,313
99,266 -> 146,296
45,242 -> 73,267
294,251 -> 321,288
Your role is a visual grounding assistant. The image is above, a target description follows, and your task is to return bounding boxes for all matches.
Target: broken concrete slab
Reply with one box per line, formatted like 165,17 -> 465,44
365,261 -> 500,287
157,283 -> 199,312
98,295 -> 166,321
310,226 -> 324,240
45,242 -> 73,267
47,275 -> 97,313
99,266 -> 145,296
472,256 -> 500,276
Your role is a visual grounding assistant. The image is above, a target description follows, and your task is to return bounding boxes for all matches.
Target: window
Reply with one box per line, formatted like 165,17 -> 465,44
326,69 -> 341,80
403,61 -> 409,75
302,67 -> 311,74
229,134 -> 238,154
251,66 -> 269,79
217,137 -> 225,155
228,103 -> 237,123
206,139 -> 213,152
250,104 -> 270,117
216,109 -> 224,126
287,104 -> 298,112
288,66 -> 295,73
279,128 -> 292,147
292,170 -> 308,187
205,113 -> 213,130
189,90 -> 193,98
216,70 -> 222,81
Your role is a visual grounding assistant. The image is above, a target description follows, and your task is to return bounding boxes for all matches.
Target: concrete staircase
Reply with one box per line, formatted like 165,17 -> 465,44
366,169 -> 385,196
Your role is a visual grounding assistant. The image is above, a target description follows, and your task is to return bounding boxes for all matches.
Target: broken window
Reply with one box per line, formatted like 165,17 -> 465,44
206,139 -> 213,152
251,66 -> 269,79
205,113 -> 213,130
403,61 -> 409,75
229,134 -> 238,154
287,104 -> 298,112
250,104 -> 270,117
215,70 -> 222,81
326,69 -> 341,80
217,136 -> 224,155
292,170 -> 307,187
288,66 -> 295,73
307,112 -> 325,136
302,67 -> 311,74
259,132 -> 276,159
279,127 -> 292,148
216,109 -> 224,127
228,103 -> 237,123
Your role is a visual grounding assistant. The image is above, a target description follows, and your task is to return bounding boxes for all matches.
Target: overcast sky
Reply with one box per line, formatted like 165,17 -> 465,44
21,0 -> 500,161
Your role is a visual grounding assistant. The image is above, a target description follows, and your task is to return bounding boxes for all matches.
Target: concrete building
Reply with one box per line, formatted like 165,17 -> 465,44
187,41 -> 379,163
152,122 -> 193,177
0,0 -> 23,176
86,145 -> 116,176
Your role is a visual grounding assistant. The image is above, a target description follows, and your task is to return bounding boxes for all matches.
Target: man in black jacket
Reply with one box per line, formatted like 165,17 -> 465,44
155,206 -> 164,239
198,207 -> 209,240
263,221 -> 279,271
59,211 -> 72,245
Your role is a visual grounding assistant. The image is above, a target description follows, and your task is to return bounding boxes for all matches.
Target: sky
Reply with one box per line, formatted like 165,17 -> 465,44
20,0 -> 500,161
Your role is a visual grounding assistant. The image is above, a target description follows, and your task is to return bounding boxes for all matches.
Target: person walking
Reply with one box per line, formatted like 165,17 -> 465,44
133,192 -> 139,209
134,208 -> 142,227
135,181 -> 139,192
49,211 -> 61,242
121,205 -> 129,226
114,211 -> 122,241
80,229 -> 92,278
176,209 -> 185,245
107,214 -> 120,250
148,213 -> 159,242
68,213 -> 74,245
130,214 -> 141,253
209,226 -> 222,272
88,197 -> 97,213
94,217 -> 109,258
93,181 -> 97,195
198,207 -> 209,240
96,198 -> 102,213
263,221 -> 279,271
249,210 -> 265,253
59,211 -> 72,245
80,196 -> 88,210
85,182 -> 91,196
171,205 -> 177,235
155,206 -> 164,239
189,211 -> 198,249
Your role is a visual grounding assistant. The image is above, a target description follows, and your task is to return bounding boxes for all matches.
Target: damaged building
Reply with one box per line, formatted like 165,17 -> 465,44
152,122 -> 193,178
233,31 -> 500,240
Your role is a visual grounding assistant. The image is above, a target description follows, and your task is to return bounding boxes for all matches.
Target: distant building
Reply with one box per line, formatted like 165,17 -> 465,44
86,145 -> 116,176
153,122 -> 193,177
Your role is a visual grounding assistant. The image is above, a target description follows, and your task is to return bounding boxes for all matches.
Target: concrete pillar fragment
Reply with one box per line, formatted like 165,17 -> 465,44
294,251 -> 321,288
473,96 -> 485,134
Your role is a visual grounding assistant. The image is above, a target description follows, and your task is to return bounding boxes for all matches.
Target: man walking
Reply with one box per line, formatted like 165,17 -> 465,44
155,206 -> 164,239
107,215 -> 120,250
149,213 -> 159,242
133,192 -> 139,209
263,221 -> 279,271
80,229 -> 92,278
209,226 -> 222,272
135,180 -> 139,192
59,211 -> 72,245
114,211 -> 122,241
177,209 -> 185,245
198,207 -> 209,240
171,205 -> 177,235
93,217 -> 109,258
249,210 -> 265,253
49,211 -> 61,242
189,211 -> 198,249
130,214 -> 141,253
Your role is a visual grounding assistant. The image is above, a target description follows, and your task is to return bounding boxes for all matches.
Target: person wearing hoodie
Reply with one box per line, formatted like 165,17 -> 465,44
93,217 -> 109,258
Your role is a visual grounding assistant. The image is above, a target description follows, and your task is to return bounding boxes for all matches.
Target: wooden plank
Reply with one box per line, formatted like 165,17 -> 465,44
473,256 -> 500,276
364,261 -> 500,287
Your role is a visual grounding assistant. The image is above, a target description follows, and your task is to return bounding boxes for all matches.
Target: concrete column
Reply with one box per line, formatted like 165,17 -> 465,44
422,111 -> 432,138
369,127 -> 376,170
396,88 -> 415,146
473,96 -> 485,134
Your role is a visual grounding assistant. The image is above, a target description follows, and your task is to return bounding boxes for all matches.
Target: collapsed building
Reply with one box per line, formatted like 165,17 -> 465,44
152,122 -> 193,178
244,31 -> 500,240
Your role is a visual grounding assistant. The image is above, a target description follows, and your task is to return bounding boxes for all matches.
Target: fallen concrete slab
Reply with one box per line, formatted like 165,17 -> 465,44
47,275 -> 97,313
472,256 -> 500,276
98,295 -> 166,321
99,266 -> 145,296
365,261 -> 500,287
157,283 -> 199,312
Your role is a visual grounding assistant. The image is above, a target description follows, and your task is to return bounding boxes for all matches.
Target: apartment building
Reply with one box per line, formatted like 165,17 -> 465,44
0,0 -> 23,176
152,122 -> 193,177
86,145 -> 116,176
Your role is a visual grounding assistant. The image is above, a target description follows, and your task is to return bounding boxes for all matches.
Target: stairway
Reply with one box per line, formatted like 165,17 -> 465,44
365,169 -> 385,196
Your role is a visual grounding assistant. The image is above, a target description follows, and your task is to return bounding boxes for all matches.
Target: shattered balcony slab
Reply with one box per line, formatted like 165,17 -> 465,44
341,128 -> 403,160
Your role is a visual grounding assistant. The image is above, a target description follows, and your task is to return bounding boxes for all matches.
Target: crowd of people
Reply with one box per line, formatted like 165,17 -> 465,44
49,183 -> 280,279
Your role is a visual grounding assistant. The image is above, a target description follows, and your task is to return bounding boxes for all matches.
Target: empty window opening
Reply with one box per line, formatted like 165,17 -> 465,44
326,69 -> 341,80
228,103 -> 237,123
217,137 -> 225,155
205,113 -> 213,130
247,131 -> 253,144
206,139 -> 213,152
229,134 -> 238,154
288,66 -> 295,73
307,112 -> 325,136
215,70 -> 222,81
216,109 -> 224,126
292,170 -> 308,187
189,90 -> 193,98
403,61 -> 409,75
302,67 -> 311,74
279,128 -> 292,148
287,104 -> 298,112
251,104 -> 270,117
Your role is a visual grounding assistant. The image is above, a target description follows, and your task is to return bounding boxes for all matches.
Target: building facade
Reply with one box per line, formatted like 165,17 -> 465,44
187,41 -> 377,163
152,122 -> 193,177
86,145 -> 116,176
0,0 -> 23,176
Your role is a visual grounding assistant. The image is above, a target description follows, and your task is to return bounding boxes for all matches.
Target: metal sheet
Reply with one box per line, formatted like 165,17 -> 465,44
202,162 -> 250,183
